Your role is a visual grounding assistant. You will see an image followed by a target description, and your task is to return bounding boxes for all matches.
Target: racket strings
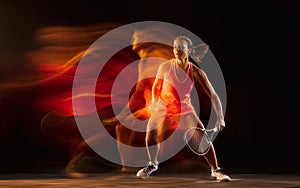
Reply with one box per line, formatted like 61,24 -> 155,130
186,129 -> 211,155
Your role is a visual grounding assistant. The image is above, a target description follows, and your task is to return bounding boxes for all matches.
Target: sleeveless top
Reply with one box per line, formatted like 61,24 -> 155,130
160,59 -> 195,116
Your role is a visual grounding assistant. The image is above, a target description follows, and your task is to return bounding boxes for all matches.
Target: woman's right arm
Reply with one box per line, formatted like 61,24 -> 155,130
149,62 -> 169,113
151,63 -> 166,101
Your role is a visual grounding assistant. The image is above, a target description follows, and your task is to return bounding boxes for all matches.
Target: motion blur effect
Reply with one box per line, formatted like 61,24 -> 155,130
0,22 -> 213,175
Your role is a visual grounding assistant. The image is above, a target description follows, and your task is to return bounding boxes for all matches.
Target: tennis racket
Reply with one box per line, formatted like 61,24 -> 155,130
183,127 -> 218,156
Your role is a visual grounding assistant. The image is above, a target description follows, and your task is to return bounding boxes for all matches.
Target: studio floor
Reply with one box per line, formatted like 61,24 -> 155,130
0,172 -> 299,188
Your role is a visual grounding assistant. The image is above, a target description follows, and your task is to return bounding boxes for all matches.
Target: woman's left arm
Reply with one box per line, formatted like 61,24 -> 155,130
193,66 -> 225,130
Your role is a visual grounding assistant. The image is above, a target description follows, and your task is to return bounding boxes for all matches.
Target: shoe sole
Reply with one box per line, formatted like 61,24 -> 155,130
210,176 -> 231,182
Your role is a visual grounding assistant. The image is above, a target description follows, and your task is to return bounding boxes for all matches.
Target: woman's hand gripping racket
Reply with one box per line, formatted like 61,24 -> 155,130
183,127 -> 219,156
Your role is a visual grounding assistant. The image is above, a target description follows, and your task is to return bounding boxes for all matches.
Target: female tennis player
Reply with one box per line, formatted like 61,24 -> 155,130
136,36 -> 231,182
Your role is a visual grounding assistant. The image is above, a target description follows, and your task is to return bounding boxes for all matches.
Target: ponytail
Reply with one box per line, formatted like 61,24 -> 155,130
190,43 -> 209,63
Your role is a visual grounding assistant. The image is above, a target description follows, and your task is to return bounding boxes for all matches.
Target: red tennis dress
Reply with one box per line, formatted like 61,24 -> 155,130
160,59 -> 195,116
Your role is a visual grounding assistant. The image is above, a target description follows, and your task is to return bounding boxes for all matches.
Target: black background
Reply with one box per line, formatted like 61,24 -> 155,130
0,0 -> 299,173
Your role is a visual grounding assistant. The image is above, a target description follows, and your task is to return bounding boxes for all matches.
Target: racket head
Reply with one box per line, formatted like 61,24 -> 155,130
184,127 -> 216,156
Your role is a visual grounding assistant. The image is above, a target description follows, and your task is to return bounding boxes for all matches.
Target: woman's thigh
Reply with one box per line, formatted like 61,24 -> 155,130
178,113 -> 205,131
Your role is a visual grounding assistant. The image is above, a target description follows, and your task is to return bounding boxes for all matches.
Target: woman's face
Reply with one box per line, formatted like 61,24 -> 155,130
173,39 -> 189,60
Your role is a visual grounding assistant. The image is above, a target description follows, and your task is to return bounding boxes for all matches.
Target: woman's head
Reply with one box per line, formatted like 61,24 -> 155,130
173,36 -> 209,63
173,36 -> 192,60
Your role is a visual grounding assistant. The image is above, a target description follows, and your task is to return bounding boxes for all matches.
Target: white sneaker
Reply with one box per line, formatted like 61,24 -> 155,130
136,161 -> 158,179
211,167 -> 231,182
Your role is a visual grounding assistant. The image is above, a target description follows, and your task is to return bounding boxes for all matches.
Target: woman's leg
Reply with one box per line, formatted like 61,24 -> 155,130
180,113 -> 218,170
181,113 -> 230,181
136,107 -> 171,179
145,113 -> 171,164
